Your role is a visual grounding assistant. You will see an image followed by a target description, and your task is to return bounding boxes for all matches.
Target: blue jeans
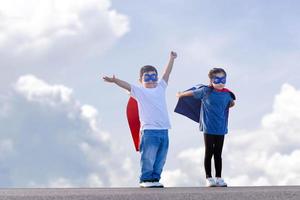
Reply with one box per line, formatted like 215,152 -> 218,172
140,129 -> 169,182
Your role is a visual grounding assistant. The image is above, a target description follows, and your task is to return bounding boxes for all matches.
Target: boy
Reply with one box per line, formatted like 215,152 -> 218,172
176,68 -> 235,187
103,51 -> 177,188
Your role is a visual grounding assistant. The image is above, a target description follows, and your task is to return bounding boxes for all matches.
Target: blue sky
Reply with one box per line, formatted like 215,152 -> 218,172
0,0 -> 300,187
101,0 -> 300,129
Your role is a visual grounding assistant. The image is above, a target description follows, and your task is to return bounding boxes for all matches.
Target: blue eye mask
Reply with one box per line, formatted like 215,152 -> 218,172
144,74 -> 158,82
212,76 -> 226,84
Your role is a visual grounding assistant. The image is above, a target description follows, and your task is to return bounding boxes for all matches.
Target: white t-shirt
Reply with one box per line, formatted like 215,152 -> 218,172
130,79 -> 171,130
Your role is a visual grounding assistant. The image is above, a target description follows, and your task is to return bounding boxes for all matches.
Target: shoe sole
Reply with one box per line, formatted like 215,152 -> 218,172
140,186 -> 164,188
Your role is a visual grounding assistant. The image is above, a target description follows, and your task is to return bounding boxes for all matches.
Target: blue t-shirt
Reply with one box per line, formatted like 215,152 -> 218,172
193,87 -> 233,135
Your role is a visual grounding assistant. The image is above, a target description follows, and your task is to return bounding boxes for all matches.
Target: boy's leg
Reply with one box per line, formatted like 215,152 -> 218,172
140,130 -> 160,182
213,135 -> 224,178
152,130 -> 169,181
204,134 -> 214,178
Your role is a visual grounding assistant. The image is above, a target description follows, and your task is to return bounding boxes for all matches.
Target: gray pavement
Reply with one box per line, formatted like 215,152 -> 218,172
0,186 -> 299,200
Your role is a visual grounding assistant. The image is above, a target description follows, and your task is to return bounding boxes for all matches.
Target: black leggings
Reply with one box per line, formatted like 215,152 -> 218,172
204,134 -> 224,178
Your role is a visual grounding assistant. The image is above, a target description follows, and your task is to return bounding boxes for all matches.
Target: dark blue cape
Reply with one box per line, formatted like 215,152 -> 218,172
174,84 -> 236,124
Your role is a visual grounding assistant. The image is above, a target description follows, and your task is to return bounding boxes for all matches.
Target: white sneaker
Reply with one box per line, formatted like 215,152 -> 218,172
139,182 -> 156,188
215,177 -> 227,187
206,178 -> 216,187
152,181 -> 164,188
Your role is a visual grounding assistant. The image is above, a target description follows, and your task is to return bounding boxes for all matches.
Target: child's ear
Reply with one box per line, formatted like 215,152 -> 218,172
139,78 -> 142,83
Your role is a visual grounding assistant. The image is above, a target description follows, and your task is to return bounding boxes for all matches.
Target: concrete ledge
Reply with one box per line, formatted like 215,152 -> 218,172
0,186 -> 299,200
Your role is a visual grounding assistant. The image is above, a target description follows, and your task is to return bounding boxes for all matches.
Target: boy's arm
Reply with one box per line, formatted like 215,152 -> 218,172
176,90 -> 194,98
103,75 -> 131,92
162,51 -> 177,83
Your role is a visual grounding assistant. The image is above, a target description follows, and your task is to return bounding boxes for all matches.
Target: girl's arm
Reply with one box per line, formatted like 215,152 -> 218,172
229,100 -> 235,108
176,90 -> 194,98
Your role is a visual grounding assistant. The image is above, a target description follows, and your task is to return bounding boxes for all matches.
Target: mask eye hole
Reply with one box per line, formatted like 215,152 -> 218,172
212,76 -> 226,84
144,74 -> 158,82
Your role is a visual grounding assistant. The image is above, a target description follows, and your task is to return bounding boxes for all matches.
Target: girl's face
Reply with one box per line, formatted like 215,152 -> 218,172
140,71 -> 158,88
210,72 -> 226,90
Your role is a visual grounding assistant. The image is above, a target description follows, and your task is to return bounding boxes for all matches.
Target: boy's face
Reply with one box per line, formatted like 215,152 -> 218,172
210,72 -> 226,90
140,71 -> 158,88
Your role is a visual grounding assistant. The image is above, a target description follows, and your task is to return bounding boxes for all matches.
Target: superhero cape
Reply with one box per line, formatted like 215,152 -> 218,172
126,97 -> 140,152
174,84 -> 236,124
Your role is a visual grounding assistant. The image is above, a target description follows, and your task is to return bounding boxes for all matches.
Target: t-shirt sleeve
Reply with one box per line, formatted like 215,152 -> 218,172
193,87 -> 206,99
130,84 -> 142,99
159,79 -> 168,89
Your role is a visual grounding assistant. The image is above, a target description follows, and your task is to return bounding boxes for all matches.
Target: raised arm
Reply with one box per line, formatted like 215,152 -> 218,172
103,75 -> 131,92
162,51 -> 177,83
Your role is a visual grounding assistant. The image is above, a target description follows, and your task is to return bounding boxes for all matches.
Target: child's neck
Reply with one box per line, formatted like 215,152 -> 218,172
213,87 -> 225,92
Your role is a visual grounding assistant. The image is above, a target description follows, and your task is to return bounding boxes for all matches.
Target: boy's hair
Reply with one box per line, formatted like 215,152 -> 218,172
140,65 -> 158,79
208,68 -> 227,79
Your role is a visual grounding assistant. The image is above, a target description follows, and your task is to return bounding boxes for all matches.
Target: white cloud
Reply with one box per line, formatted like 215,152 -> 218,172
163,83 -> 300,186
162,147 -> 205,186
0,74 -> 137,187
15,74 -> 73,105
48,178 -> 74,188
87,173 -> 104,187
0,0 -> 130,89
161,169 -> 189,187
0,0 -> 129,54
262,84 -> 300,128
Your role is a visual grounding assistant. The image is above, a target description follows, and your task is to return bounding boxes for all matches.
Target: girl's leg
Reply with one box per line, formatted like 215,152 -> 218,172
204,134 -> 214,178
213,135 -> 224,178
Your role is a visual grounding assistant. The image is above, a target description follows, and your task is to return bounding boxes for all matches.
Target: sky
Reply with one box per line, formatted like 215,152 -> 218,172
0,0 -> 300,187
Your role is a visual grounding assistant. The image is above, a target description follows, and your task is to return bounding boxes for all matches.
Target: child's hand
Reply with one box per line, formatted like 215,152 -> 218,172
176,91 -> 182,98
103,75 -> 116,83
170,51 -> 177,59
